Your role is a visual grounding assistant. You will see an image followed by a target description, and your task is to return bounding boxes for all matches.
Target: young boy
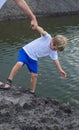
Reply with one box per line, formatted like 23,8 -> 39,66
0,25 -> 67,94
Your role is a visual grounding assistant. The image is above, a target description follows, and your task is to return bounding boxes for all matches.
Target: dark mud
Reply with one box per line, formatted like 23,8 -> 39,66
0,86 -> 79,130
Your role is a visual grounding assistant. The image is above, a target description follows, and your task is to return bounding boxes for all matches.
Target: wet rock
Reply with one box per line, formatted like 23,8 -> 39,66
0,87 -> 79,130
0,0 -> 79,20
59,103 -> 72,113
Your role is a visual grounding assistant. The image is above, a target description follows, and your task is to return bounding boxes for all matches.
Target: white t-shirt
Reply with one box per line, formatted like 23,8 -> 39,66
23,32 -> 58,61
0,0 -> 7,9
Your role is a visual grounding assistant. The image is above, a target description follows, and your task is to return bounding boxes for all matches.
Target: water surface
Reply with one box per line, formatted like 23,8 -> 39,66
0,15 -> 79,108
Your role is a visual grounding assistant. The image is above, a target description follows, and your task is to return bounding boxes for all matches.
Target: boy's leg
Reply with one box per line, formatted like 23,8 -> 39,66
30,72 -> 38,93
4,62 -> 23,88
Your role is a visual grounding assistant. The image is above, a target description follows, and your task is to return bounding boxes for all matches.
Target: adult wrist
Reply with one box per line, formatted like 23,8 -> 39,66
30,14 -> 36,21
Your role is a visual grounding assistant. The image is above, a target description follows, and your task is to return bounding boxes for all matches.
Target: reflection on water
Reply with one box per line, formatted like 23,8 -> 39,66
0,15 -> 79,108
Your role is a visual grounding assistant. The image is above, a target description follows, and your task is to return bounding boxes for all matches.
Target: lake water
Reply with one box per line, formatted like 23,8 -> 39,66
0,15 -> 79,108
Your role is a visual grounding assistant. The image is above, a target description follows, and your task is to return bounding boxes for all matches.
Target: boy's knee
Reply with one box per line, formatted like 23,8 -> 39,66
31,73 -> 38,79
16,62 -> 23,67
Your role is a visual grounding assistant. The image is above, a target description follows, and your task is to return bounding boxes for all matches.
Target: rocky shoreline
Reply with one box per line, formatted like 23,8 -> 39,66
0,86 -> 79,130
0,0 -> 79,21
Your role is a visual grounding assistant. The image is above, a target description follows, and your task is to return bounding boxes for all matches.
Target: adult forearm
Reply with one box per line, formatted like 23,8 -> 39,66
14,0 -> 36,20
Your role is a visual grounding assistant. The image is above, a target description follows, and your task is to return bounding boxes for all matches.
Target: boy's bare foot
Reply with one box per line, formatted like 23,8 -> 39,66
3,83 -> 11,89
0,83 -> 10,90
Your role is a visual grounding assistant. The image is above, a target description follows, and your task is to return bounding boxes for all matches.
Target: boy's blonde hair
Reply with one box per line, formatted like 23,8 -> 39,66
53,35 -> 67,51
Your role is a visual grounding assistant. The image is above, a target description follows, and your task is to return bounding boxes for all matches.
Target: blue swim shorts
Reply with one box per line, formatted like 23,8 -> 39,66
17,48 -> 38,74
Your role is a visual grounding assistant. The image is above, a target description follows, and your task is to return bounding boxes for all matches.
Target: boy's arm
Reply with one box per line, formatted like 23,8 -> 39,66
54,59 -> 67,78
32,25 -> 47,36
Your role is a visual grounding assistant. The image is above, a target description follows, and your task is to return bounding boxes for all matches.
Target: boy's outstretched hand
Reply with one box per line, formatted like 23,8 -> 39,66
59,70 -> 67,78
54,59 -> 67,78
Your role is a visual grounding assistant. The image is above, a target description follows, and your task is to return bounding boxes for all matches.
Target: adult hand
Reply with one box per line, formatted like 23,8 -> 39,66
31,16 -> 38,28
